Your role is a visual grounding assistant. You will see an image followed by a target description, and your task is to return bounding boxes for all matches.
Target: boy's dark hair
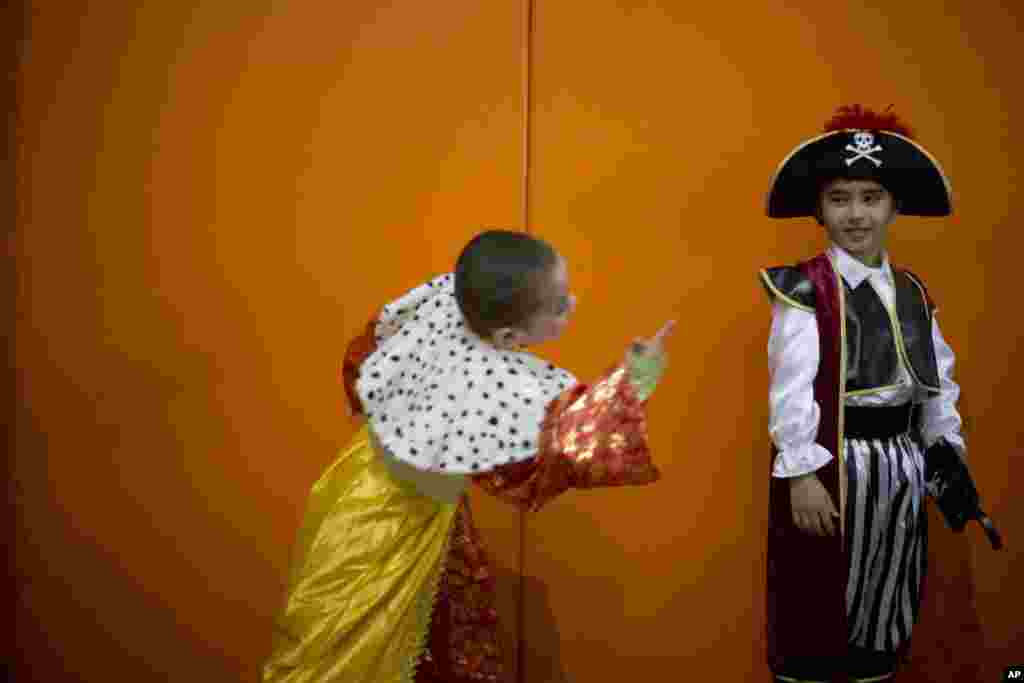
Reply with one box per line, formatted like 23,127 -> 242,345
454,230 -> 558,339
813,172 -> 902,226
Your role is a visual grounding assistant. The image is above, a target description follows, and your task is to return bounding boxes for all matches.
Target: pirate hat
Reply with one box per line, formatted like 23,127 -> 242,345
766,105 -> 952,218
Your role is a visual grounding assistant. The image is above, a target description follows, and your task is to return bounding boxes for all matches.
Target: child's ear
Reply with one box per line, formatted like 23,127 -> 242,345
813,195 -> 825,226
492,327 -> 519,349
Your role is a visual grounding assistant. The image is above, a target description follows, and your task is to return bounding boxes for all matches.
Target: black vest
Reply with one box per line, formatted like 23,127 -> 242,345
843,271 -> 940,394
761,265 -> 941,396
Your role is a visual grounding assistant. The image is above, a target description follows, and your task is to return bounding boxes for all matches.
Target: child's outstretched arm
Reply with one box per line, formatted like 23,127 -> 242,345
472,320 -> 675,512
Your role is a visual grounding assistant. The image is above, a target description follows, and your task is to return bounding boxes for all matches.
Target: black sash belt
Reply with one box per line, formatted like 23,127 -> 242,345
843,403 -> 915,440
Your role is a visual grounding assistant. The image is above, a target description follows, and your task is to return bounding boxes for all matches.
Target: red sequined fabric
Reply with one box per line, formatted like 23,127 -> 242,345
473,360 -> 661,512
416,498 -> 504,683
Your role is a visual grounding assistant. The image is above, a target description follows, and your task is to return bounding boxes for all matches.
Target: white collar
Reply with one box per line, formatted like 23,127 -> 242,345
828,244 -> 893,289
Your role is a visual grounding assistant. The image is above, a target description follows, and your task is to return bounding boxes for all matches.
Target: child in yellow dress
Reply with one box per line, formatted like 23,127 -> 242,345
262,229 -> 674,682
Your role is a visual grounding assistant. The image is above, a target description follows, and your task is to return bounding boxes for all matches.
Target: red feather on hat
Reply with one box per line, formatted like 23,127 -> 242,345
823,104 -> 915,139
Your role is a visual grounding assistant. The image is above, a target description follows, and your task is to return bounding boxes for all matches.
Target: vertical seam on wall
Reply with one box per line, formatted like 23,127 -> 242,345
521,0 -> 534,235
517,1 -> 534,682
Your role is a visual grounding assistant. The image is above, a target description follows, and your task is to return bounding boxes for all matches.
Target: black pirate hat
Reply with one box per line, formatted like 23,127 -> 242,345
766,105 -> 952,218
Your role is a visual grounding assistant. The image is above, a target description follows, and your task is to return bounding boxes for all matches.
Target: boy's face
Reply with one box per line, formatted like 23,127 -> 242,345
497,255 -> 576,348
819,178 -> 897,266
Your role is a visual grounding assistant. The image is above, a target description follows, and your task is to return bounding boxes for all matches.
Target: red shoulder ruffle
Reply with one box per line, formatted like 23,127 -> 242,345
340,310 -> 382,417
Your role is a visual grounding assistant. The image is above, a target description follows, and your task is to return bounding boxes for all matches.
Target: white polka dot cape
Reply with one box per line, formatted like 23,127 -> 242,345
355,273 -> 578,475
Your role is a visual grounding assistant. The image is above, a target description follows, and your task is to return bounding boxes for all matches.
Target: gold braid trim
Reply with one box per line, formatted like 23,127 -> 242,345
760,269 -> 815,313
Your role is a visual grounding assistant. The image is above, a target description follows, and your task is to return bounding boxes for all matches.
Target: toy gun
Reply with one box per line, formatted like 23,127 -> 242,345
925,439 -> 1003,550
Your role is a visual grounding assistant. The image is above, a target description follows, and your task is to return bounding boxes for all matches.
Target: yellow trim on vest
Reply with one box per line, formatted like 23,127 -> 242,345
775,676 -> 829,683
903,270 -> 943,322
760,269 -> 815,313
883,278 -> 941,393
902,271 -> 929,306
844,383 -> 907,398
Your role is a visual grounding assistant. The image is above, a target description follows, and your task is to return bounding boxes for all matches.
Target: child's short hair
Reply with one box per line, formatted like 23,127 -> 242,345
813,171 -> 903,226
454,230 -> 558,339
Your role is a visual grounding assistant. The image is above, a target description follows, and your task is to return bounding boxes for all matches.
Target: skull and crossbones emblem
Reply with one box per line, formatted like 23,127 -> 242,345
844,130 -> 883,167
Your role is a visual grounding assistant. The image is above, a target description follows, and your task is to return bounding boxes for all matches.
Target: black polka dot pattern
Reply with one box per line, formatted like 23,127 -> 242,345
354,273 -> 577,475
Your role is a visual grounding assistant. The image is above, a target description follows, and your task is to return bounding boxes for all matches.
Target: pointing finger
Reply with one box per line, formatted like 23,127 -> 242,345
653,320 -> 677,344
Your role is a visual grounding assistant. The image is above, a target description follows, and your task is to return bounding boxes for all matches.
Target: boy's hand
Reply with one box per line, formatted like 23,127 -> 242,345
630,319 -> 676,358
790,472 -> 840,536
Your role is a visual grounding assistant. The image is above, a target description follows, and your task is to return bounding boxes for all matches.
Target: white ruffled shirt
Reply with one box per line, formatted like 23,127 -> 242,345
768,245 -> 966,478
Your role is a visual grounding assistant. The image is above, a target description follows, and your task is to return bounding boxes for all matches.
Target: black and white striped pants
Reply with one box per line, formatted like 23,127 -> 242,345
844,432 -> 928,653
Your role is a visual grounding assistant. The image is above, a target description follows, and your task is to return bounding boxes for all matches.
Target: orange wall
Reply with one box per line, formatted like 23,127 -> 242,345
14,2 -> 526,680
522,3 -> 1022,680
13,1 -> 1021,682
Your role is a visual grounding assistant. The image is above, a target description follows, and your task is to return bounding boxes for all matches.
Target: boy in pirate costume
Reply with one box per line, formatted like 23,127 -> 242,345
759,105 -> 999,682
